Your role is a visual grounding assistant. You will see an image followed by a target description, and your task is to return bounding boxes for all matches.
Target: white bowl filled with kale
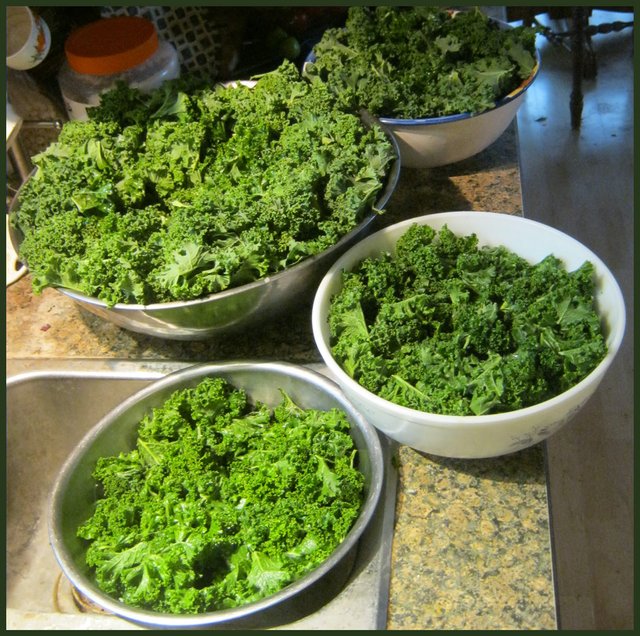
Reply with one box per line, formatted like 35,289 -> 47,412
49,362 -> 384,628
312,212 -> 626,458
9,62 -> 399,339
304,7 -> 540,168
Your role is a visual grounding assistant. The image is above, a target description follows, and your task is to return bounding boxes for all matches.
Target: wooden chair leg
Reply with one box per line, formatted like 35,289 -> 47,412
570,7 -> 588,130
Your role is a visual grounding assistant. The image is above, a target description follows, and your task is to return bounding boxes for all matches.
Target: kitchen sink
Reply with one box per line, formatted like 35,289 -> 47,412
6,359 -> 398,630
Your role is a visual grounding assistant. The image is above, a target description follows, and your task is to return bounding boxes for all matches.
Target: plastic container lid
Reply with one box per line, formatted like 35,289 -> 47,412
64,16 -> 159,76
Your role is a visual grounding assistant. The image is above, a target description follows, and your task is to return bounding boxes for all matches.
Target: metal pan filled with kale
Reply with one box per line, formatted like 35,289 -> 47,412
48,361 -> 384,628
9,61 -> 399,339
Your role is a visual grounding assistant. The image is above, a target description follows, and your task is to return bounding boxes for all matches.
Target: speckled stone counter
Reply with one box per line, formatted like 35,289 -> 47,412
6,124 -> 557,630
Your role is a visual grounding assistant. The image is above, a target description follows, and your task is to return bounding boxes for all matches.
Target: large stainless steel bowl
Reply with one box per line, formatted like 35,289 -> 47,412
9,127 -> 400,341
48,361 -> 384,629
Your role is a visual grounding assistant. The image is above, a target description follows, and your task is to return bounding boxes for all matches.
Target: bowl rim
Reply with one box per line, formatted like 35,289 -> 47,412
47,360 -> 385,627
311,211 -> 627,427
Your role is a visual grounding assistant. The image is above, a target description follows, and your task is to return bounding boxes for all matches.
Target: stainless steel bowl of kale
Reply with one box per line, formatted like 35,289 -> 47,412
48,361 -> 384,628
9,61 -> 399,339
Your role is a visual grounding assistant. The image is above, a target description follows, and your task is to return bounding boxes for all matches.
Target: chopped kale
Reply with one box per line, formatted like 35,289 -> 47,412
12,61 -> 395,306
305,7 -> 538,118
328,223 -> 607,416
77,376 -> 365,613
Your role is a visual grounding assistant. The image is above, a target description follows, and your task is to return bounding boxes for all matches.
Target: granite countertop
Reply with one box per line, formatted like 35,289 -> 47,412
5,124 -> 557,630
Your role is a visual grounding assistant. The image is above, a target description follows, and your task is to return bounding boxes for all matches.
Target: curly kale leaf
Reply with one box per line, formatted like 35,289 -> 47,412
13,61 -> 395,306
306,6 -> 538,118
328,223 -> 607,416
77,376 -> 365,614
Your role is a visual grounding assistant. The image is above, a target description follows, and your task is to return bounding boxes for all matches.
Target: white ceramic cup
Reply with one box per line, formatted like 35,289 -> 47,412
6,6 -> 51,71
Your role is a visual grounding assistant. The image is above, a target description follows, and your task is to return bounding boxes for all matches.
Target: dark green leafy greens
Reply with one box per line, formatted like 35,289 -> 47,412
305,7 -> 538,118
12,61 -> 395,306
328,224 -> 607,416
77,376 -> 365,613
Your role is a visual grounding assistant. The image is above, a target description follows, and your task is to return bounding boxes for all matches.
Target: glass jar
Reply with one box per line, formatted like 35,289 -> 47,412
57,15 -> 180,120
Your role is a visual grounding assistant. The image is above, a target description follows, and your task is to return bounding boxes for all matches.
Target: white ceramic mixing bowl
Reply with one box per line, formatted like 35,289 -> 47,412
378,60 -> 539,169
312,211 -> 626,458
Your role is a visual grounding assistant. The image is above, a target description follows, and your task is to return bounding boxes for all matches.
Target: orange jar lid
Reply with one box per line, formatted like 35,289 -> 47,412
65,16 -> 159,76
